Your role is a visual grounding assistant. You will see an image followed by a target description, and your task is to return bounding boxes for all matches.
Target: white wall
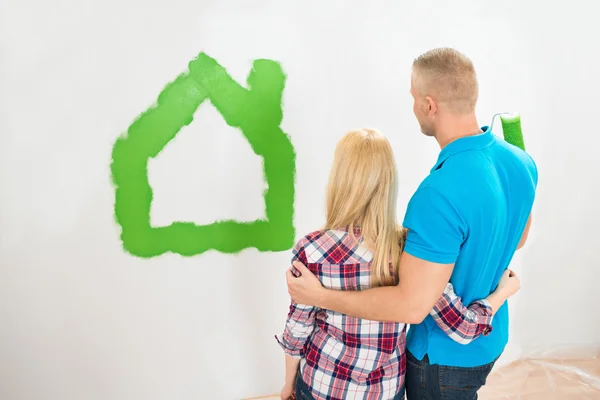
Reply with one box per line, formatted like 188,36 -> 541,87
507,5 -> 600,355
1,1 -> 598,399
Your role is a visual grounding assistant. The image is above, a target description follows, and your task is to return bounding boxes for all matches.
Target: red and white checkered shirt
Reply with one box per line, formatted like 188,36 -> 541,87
276,227 -> 493,400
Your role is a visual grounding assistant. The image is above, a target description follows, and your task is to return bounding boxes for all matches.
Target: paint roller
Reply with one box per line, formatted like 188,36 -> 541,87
489,112 -> 526,151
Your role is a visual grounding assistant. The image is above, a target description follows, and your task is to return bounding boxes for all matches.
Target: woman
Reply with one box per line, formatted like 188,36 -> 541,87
275,129 -> 520,400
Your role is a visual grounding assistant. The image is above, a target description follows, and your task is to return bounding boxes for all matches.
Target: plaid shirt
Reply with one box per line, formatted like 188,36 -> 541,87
429,283 -> 493,344
276,228 -> 494,400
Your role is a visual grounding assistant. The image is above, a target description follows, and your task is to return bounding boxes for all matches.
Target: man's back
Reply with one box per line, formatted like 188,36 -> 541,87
403,127 -> 538,367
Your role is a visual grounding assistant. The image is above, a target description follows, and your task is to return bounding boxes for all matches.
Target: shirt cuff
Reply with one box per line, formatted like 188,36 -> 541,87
403,242 -> 458,265
474,299 -> 493,315
274,334 -> 303,359
472,300 -> 494,336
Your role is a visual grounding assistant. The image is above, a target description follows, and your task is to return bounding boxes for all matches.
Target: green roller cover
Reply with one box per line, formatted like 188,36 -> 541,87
500,113 -> 526,151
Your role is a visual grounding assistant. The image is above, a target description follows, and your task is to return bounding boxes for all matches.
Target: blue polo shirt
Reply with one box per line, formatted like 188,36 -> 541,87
403,126 -> 538,368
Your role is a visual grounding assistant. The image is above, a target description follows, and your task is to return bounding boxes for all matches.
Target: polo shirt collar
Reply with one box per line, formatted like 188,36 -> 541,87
431,126 -> 495,172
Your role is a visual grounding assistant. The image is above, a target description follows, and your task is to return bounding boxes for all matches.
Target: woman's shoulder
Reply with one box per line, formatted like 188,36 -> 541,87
294,229 -> 328,250
291,230 -> 327,266
294,229 -> 354,268
294,228 -> 357,250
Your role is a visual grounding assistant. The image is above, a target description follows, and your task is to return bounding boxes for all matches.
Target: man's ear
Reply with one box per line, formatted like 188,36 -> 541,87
425,96 -> 437,116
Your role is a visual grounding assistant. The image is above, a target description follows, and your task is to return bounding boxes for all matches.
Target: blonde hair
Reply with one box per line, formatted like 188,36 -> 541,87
324,129 -> 405,287
412,47 -> 478,114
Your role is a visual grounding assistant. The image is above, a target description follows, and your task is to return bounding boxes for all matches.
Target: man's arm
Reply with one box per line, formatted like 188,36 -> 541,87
287,186 -> 464,324
332,251 -> 452,323
517,214 -> 532,250
290,251 -> 453,324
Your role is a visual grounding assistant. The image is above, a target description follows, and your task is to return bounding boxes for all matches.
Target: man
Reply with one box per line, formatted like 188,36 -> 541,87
286,47 -> 538,399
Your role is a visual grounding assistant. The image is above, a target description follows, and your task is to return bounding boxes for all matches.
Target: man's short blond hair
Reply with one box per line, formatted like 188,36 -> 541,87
412,47 -> 478,114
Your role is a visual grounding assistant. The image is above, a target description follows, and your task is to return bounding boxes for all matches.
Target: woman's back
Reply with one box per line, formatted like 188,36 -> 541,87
276,227 -> 407,400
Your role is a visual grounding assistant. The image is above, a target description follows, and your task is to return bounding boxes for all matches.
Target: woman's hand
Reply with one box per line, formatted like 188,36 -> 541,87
280,382 -> 295,399
496,269 -> 521,298
485,269 -> 521,315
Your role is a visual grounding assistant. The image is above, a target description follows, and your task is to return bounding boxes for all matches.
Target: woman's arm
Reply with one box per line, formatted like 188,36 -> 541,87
275,240 -> 318,393
430,269 -> 521,345
280,354 -> 301,398
430,283 -> 494,344
485,268 -> 521,312
274,299 -> 318,368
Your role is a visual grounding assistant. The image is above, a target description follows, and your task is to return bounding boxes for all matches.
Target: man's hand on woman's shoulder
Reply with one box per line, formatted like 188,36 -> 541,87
286,261 -> 325,307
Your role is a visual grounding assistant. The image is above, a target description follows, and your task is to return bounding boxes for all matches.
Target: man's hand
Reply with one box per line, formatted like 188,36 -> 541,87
286,261 -> 325,306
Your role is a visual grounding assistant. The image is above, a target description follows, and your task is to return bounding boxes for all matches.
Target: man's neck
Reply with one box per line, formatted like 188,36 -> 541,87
434,114 -> 482,149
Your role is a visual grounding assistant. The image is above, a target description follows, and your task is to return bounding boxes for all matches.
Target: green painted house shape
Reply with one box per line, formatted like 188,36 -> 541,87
110,52 -> 296,258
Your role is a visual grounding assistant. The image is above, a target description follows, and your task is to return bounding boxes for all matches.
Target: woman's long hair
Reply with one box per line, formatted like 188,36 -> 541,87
324,128 -> 405,287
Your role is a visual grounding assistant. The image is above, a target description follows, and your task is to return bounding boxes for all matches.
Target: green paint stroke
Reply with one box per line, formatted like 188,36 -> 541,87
111,53 -> 296,258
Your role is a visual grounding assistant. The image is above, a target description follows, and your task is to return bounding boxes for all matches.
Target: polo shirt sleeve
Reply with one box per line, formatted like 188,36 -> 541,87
402,187 -> 467,265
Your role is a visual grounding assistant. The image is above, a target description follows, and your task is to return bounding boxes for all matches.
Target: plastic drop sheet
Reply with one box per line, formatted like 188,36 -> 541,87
479,346 -> 600,399
247,347 -> 600,400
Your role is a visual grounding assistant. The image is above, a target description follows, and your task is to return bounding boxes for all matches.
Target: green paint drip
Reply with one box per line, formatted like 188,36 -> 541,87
500,113 -> 526,151
110,53 -> 296,258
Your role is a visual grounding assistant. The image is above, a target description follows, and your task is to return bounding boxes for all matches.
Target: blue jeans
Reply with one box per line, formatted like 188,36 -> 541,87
295,369 -> 406,399
405,351 -> 496,400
